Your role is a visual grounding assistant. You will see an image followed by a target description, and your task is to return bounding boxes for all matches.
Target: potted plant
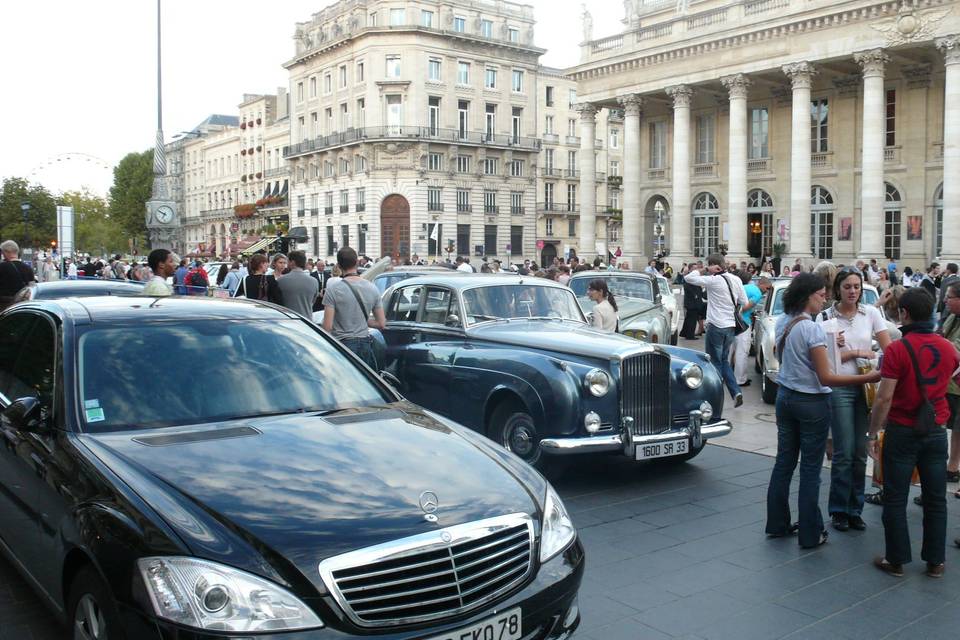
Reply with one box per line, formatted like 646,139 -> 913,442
240,175 -> 247,182
248,121 -> 254,128
772,242 -> 787,275
240,122 -> 247,130
256,172 -> 262,179
256,145 -> 262,152
241,149 -> 247,156
248,147 -> 255,155
256,117 -> 262,125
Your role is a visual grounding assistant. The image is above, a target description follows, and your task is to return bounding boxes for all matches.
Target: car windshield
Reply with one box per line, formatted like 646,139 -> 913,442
770,287 -> 877,315
461,284 -> 585,325
76,319 -> 389,431
569,276 -> 654,301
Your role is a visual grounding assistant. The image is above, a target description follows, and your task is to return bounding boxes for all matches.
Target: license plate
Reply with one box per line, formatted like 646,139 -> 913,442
425,607 -> 522,640
635,438 -> 688,460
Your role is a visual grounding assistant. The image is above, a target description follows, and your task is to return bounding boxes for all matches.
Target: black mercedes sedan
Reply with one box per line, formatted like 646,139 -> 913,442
0,296 -> 582,639
13,278 -> 145,303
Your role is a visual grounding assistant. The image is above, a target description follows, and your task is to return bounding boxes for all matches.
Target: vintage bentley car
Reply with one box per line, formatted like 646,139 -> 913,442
0,296 -> 582,639
376,275 -> 732,468
656,275 -> 681,345
754,280 -> 880,404
567,271 -> 673,345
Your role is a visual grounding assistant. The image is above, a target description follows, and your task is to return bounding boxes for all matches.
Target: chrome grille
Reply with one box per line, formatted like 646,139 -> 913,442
319,514 -> 534,628
620,352 -> 672,435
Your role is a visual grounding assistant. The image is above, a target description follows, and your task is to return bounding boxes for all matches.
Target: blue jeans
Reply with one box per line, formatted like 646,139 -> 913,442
828,386 -> 868,517
881,423 -> 948,565
705,325 -> 740,399
342,337 -> 379,371
766,387 -> 832,548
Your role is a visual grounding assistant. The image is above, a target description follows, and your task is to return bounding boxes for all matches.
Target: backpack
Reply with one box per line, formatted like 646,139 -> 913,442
184,268 -> 209,290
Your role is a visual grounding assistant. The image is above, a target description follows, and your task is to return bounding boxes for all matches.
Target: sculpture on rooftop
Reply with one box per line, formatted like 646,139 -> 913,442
581,5 -> 593,41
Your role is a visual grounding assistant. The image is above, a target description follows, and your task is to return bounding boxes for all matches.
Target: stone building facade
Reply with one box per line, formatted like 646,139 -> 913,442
572,0 -> 959,268
284,0 -> 544,263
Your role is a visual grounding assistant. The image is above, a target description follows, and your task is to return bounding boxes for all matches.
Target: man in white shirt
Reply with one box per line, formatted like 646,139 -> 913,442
142,249 -> 175,296
682,253 -> 749,407
456,257 -> 473,273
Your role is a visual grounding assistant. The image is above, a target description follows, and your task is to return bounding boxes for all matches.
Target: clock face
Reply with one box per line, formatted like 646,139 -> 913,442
156,206 -> 174,224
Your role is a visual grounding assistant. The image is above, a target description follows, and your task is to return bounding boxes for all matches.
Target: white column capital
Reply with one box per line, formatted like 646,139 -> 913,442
665,85 -> 693,108
936,35 -> 960,66
574,102 -> 598,122
782,62 -> 818,90
854,49 -> 890,77
617,94 -> 643,117
721,74 -> 751,99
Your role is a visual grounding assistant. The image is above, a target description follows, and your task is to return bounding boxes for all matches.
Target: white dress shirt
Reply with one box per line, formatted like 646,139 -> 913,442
681,270 -> 748,329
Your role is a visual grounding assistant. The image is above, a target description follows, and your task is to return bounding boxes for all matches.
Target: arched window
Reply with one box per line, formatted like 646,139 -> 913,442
935,183 -> 944,258
693,192 -> 719,258
884,182 -> 902,259
748,189 -> 774,258
810,185 -> 833,259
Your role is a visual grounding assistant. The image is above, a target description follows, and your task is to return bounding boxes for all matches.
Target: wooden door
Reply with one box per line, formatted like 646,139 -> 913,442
380,195 -> 410,261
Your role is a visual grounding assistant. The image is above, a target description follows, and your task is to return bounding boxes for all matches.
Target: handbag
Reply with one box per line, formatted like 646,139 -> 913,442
872,431 -> 921,486
901,337 -> 938,436
721,273 -> 749,336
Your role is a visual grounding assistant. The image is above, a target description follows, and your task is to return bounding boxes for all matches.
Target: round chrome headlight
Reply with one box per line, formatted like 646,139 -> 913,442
584,411 -> 602,433
699,401 -> 713,421
584,368 -> 611,397
681,363 -> 703,389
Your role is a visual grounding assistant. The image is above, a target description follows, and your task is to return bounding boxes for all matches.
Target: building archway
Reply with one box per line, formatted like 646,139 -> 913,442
540,243 -> 558,267
692,192 -> 719,258
645,195 -> 670,257
380,194 -> 410,261
810,185 -> 834,259
884,182 -> 902,260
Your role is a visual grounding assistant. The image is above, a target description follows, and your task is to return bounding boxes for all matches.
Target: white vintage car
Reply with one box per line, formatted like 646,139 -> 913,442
753,280 -> 880,404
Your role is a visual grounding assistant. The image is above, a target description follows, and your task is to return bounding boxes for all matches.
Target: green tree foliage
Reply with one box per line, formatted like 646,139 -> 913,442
61,190 -> 128,256
108,149 -> 153,246
0,177 -> 57,253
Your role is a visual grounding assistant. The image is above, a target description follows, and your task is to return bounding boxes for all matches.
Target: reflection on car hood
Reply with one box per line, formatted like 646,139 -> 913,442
469,320 -> 652,360
80,404 -> 537,591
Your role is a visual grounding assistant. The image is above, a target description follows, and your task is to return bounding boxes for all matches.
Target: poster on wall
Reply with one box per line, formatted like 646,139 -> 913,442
907,216 -> 923,240
838,217 -> 852,241
776,219 -> 790,242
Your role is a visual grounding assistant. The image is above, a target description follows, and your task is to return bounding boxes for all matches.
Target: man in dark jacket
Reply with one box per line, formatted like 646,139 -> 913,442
678,261 -> 704,340
0,240 -> 36,310
937,263 -> 958,322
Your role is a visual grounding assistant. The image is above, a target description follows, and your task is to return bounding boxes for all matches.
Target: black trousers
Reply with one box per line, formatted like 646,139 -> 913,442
680,307 -> 700,338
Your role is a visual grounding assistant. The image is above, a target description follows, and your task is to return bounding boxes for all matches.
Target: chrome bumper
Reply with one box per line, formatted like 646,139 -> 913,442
540,410 -> 733,456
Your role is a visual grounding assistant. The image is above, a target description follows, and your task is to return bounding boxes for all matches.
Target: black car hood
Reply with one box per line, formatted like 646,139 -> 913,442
79,404 -> 539,592
469,320 -> 654,361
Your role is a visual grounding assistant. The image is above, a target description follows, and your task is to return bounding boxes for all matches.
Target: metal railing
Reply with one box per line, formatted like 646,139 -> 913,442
747,158 -> 770,173
357,204 -> 366,212
537,202 -> 578,213
310,207 -> 319,216
457,204 -> 473,213
325,206 -> 334,215
541,167 -> 561,177
264,166 -> 289,178
284,125 -> 541,158
511,207 -> 525,215
428,203 -> 445,212
484,206 -> 500,214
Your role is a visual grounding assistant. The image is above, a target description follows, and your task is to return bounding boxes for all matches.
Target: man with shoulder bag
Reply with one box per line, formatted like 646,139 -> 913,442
868,288 -> 960,578
322,247 -> 386,370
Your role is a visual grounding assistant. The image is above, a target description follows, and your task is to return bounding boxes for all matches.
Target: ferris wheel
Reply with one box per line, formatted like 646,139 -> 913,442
28,152 -> 115,196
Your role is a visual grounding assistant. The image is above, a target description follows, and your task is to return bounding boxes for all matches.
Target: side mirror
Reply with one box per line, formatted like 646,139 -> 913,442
4,397 -> 43,431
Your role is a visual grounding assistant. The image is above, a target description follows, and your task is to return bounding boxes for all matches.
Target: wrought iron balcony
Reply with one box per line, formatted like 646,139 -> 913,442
325,206 -> 334,215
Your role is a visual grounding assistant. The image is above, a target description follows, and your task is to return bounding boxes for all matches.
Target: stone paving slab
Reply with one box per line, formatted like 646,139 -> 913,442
4,444 -> 960,639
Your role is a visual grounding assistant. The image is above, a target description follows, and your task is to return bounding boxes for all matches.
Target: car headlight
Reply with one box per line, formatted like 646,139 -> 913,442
625,328 -> 648,341
540,485 -> 576,562
138,557 -> 324,632
681,363 -> 703,389
584,368 -> 611,397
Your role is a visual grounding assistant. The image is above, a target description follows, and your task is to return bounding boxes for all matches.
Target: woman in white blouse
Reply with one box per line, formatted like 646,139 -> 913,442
587,279 -> 619,332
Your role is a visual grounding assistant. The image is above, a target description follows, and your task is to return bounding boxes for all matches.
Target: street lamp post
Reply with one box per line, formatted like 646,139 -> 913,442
20,201 -> 31,256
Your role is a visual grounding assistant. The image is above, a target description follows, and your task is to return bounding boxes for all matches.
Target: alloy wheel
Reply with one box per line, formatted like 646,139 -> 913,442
74,594 -> 107,640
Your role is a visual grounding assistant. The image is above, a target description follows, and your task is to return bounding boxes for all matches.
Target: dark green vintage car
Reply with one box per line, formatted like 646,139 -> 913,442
374,275 -> 732,469
568,271 -> 674,345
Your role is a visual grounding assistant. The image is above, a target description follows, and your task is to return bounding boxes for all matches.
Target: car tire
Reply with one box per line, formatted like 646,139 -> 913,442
754,352 -> 762,374
68,565 -> 125,640
490,403 -> 543,469
760,357 -> 778,405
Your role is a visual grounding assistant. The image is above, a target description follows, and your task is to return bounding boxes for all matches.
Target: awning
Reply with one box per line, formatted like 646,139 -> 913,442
262,184 -> 272,198
240,237 -> 279,255
279,179 -> 288,196
228,236 -> 262,254
271,182 -> 280,197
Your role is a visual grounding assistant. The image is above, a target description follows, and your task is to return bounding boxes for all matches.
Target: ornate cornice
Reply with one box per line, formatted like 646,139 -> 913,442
936,35 -> 960,65
665,85 -> 693,109
721,74 -> 751,99
854,49 -> 890,77
871,5 -> 952,46
782,62 -> 817,90
618,94 -> 644,117
574,102 -> 598,121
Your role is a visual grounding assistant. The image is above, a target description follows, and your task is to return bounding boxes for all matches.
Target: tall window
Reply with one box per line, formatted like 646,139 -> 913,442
457,189 -> 471,212
609,128 -> 620,150
696,114 -> 715,164
421,10 -> 433,27
568,219 -> 576,238
358,224 -> 367,255
356,61 -> 364,82
810,185 -> 834,259
458,100 -> 469,138
884,182 -> 902,259
544,149 -> 554,171
510,191 -> 524,214
339,65 -> 347,88
456,155 -> 470,173
886,89 -> 896,147
511,107 -> 522,143
568,118 -> 576,138
428,96 -> 440,135
480,19 -> 493,37
324,73 -> 332,94
510,226 -> 523,256
427,152 -> 442,171
454,16 -> 466,32
508,28 -> 519,43
649,121 -> 667,169
484,191 -> 497,213
390,8 -> 405,25
356,187 -> 365,211
509,160 -> 524,177
566,184 -> 577,210
457,61 -> 470,85
749,107 -> 769,159
545,86 -> 555,107
428,58 -> 441,81
810,99 -> 828,152
609,160 -> 620,177
544,115 -> 554,134
485,68 -> 497,89
326,226 -> 335,256
341,225 -> 350,249
567,150 -> 577,176
428,187 -> 442,211
340,189 -> 349,212
386,56 -> 401,78
693,193 -> 720,258
309,76 -> 317,97
748,189 -> 775,259
484,225 -> 497,256
545,219 -> 554,236
544,182 -> 554,207
457,224 -> 471,256
483,158 -> 498,175
386,95 -> 402,133
512,69 -> 523,93
485,104 -> 496,139
340,103 -> 349,130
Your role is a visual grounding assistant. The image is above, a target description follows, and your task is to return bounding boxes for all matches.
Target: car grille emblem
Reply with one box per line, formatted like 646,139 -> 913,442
419,491 -> 439,523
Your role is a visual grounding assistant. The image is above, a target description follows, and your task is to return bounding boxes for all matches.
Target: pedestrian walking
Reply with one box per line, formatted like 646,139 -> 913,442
765,273 -> 881,548
586,279 -> 618,332
276,250 -> 319,318
731,271 -> 765,388
681,254 -> 749,407
0,240 -> 36,310
816,267 -> 892,532
869,288 -> 960,577
221,262 -> 242,297
236,254 -> 282,304
322,247 -> 385,369
678,262 -> 704,340
142,249 -> 175,296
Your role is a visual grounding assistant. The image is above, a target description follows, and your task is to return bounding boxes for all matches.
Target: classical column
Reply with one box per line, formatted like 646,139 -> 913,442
576,103 -> 599,259
938,36 -> 960,260
854,49 -> 890,259
783,62 -> 816,262
619,94 -> 643,267
722,74 -> 751,260
666,85 -> 693,262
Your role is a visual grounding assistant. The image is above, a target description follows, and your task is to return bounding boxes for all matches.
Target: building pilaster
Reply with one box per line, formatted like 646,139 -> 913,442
854,49 -> 890,260
576,103 -> 599,260
722,74 -> 751,261
666,85 -> 693,264
937,36 -> 960,260
619,94 -> 643,268
782,62 -> 816,264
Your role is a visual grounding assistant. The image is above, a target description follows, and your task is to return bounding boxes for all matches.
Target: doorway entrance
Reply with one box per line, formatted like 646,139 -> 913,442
380,194 -> 410,261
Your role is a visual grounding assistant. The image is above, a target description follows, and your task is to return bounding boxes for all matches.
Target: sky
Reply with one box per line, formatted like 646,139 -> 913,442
1,0 -> 624,198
